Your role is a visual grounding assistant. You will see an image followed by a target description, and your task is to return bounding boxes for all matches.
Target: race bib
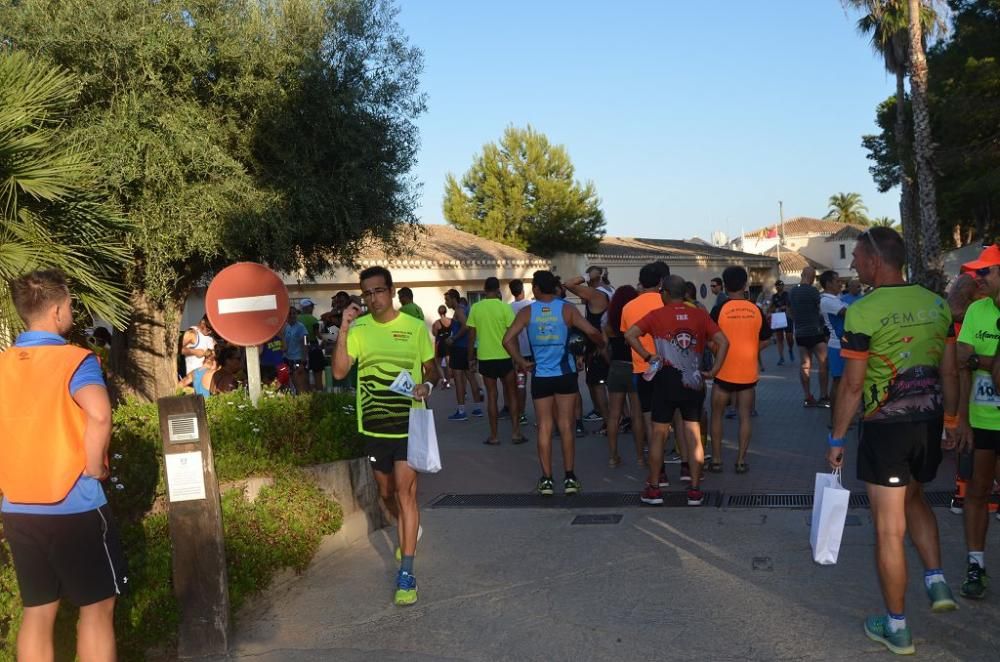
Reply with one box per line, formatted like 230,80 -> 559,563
389,369 -> 416,398
972,373 -> 1000,405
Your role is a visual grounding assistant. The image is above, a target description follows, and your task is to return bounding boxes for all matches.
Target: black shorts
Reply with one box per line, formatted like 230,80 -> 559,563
2,505 -> 128,607
651,370 -> 705,424
857,419 -> 943,487
307,347 -> 327,372
713,378 -> 757,393
586,355 -> 609,386
449,346 -> 470,371
284,357 -> 306,371
531,372 -> 578,399
795,334 -> 826,350
607,361 -> 636,394
973,427 -> 1000,453
363,434 -> 408,475
636,374 -> 654,413
479,358 -> 513,380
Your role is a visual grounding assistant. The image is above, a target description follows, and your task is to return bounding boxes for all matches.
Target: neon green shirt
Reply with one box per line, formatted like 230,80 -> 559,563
346,311 -> 434,438
466,298 -> 515,360
399,302 -> 425,321
957,296 -> 1000,430
298,313 -> 319,343
840,284 -> 952,422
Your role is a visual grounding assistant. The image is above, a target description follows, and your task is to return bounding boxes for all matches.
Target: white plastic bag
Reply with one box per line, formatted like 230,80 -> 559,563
407,408 -> 442,473
770,311 -> 788,330
810,469 -> 849,565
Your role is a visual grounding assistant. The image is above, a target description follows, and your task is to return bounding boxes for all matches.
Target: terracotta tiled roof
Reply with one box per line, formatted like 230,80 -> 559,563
763,245 -> 830,274
589,237 -> 776,264
356,225 -> 550,267
744,217 -> 867,239
825,225 -> 865,241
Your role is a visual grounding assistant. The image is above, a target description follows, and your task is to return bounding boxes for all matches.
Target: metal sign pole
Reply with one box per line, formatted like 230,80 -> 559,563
246,344 -> 262,406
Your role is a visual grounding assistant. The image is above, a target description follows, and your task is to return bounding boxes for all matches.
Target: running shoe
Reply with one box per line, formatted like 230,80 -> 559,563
640,483 -> 663,505
863,615 -> 914,655
583,410 -> 603,422
680,462 -> 691,483
704,450 -> 713,462
803,395 -> 818,408
394,570 -> 418,606
537,476 -> 555,496
816,397 -> 832,408
960,562 -> 989,600
777,357 -> 785,366
519,414 -> 528,425
950,495 -> 964,515
657,471 -> 670,488
564,477 -> 581,495
471,407 -> 484,417
575,421 -> 586,437
687,488 -> 704,506
664,451 -> 682,464
447,410 -> 468,421
620,416 -> 632,433
926,581 -> 958,612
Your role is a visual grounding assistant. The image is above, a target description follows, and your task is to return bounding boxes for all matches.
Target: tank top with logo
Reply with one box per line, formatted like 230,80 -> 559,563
528,299 -> 576,378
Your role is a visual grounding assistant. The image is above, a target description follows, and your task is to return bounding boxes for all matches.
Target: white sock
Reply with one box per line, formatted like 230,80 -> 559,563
887,613 -> 907,633
457,405 -> 465,414
924,570 -> 946,589
969,551 -> 985,568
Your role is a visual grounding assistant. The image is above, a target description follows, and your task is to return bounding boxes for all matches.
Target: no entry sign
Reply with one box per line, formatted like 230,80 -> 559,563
205,263 -> 289,347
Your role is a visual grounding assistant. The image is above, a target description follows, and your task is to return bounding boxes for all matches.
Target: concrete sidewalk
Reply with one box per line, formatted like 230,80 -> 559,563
230,358 -> 998,661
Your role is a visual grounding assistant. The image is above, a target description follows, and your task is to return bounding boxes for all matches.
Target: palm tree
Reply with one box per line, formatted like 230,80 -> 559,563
872,216 -> 898,228
824,192 -> 870,226
0,51 -> 131,345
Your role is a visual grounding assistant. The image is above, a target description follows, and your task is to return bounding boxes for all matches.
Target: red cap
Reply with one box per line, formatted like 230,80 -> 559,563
962,245 -> 1000,272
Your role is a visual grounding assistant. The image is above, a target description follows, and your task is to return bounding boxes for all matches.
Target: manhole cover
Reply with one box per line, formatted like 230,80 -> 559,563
571,514 -> 623,525
752,557 -> 773,571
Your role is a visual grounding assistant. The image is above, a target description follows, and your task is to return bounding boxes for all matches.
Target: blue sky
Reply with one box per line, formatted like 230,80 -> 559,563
395,0 -> 903,243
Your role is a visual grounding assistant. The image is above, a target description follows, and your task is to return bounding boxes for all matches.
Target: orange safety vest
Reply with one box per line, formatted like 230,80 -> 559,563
0,344 -> 91,503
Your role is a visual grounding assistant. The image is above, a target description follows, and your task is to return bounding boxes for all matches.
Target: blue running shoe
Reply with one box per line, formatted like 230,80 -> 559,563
447,410 -> 468,421
471,408 -> 484,418
394,570 -> 418,606
864,615 -> 914,655
926,581 -> 958,612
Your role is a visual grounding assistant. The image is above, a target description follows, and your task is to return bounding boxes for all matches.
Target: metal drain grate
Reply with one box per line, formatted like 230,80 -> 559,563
572,514 -> 623,525
726,491 -> 952,510
430,491 -> 722,509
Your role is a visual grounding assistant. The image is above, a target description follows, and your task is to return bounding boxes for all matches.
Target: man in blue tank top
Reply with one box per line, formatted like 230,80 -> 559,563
444,289 -> 483,421
503,271 -> 605,496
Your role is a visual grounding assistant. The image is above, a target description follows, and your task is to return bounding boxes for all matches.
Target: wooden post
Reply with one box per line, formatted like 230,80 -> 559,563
158,395 -> 230,658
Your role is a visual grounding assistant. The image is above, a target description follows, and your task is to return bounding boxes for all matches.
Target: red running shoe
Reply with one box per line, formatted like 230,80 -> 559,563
680,462 -> 691,483
687,488 -> 705,506
640,484 -> 663,505
803,395 -> 818,407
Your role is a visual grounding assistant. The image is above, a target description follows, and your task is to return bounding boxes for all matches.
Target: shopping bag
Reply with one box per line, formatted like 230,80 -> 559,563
770,312 -> 788,330
407,408 -> 442,473
810,469 -> 850,565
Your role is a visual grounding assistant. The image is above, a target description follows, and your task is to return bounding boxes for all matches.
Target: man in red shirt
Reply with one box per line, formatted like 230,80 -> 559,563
625,275 -> 729,506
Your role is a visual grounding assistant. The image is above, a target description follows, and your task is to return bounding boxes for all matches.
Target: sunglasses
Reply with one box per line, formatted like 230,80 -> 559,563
976,266 -> 994,277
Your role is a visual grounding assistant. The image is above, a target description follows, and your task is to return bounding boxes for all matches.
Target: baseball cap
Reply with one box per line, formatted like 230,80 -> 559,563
299,298 -> 314,308
961,245 -> 1000,272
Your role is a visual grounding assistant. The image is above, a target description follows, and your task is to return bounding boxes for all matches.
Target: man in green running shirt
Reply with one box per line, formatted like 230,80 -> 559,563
827,227 -> 959,656
333,266 -> 437,607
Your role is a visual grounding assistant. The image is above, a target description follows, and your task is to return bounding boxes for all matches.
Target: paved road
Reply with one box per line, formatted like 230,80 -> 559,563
231,357 -> 999,661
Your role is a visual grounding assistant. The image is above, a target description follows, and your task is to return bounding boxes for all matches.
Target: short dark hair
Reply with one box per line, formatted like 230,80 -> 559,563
92,326 -> 111,344
398,286 -> 414,300
857,226 -> 906,269
722,266 -> 748,293
532,270 -> 558,295
607,285 -> 638,332
819,270 -> 839,289
684,281 -> 697,300
710,277 -> 723,288
663,275 -> 687,299
359,266 -> 393,288
775,280 -> 784,287
10,269 -> 70,323
216,345 -> 240,365
509,279 -> 524,296
444,288 -> 460,302
586,265 -> 602,275
484,277 -> 500,292
639,262 -> 665,288
437,305 -> 447,315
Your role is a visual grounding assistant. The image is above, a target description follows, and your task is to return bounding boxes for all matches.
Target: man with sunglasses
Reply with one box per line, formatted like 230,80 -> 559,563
954,245 -> 1000,600
333,266 -> 437,607
827,227 -> 959,655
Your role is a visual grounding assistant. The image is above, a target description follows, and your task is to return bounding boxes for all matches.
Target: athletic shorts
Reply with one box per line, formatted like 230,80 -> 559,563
636,374 -> 654,413
363,433 -> 407,475
606,361 -> 636,393
795,334 -> 826,350
449,346 -> 470,371
651,370 -> 705,424
713,378 -> 757,393
973,427 -> 1000,453
585,355 -> 609,386
307,347 -> 327,372
2,505 -> 128,608
531,372 -> 578,400
857,419 -> 943,487
479,358 -> 513,380
827,347 -> 844,379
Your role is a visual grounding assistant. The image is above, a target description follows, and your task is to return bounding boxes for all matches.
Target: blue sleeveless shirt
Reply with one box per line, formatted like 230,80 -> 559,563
528,299 -> 575,378
452,304 -> 470,348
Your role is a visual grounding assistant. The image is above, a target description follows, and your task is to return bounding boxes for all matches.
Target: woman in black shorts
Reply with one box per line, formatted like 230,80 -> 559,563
604,285 -> 646,468
432,305 -> 452,388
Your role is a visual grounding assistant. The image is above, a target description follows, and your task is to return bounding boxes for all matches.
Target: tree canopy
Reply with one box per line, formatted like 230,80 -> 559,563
824,192 -> 871,225
0,0 -> 426,397
442,125 -> 606,257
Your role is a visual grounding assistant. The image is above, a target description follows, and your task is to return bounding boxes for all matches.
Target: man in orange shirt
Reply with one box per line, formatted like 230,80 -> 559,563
620,262 -> 668,471
709,266 -> 773,473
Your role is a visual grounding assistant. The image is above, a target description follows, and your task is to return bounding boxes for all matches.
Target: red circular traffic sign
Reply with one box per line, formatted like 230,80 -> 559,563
205,263 -> 290,347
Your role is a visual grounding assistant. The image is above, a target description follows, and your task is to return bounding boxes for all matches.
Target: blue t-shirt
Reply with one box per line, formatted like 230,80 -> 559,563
841,293 -> 863,306
284,322 -> 308,361
2,331 -> 108,515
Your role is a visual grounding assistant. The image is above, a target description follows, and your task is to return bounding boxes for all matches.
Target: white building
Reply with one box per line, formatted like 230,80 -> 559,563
729,217 -> 866,283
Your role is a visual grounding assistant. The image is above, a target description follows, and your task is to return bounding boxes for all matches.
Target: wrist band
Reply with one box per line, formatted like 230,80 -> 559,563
943,413 -> 958,429
828,433 -> 845,448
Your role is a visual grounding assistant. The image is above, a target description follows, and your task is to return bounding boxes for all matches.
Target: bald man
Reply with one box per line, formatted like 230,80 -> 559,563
789,267 -> 829,407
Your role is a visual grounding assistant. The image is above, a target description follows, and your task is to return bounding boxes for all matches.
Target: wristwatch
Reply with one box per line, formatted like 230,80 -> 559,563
967,354 -> 981,370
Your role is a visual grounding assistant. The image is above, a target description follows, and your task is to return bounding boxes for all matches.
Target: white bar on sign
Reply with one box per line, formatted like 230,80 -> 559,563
217,295 -> 277,315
